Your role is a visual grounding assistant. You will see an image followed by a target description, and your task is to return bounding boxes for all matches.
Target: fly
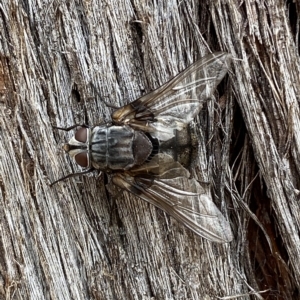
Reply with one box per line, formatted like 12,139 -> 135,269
52,52 -> 233,243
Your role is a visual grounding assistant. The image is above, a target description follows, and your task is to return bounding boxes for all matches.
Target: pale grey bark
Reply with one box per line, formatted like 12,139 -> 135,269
0,0 -> 299,299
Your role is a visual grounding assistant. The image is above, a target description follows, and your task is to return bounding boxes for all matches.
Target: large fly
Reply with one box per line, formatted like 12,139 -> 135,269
52,52 -> 233,243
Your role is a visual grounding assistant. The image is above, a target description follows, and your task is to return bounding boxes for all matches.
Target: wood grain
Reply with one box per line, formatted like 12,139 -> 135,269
0,0 -> 299,299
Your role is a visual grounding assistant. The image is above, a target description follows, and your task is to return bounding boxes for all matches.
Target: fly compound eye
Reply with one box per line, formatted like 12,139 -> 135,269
74,151 -> 89,168
75,127 -> 88,143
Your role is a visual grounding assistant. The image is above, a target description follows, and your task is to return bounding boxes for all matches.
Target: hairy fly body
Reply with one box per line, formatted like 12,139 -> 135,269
52,52 -> 233,243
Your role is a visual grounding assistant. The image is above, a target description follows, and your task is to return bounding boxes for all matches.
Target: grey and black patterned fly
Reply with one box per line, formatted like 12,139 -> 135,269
52,52 -> 233,243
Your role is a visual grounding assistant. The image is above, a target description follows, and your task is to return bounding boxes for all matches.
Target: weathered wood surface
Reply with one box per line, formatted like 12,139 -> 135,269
0,0 -> 299,299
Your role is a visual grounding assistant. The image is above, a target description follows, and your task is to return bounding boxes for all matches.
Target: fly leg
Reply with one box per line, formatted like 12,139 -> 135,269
90,83 -> 120,109
53,123 -> 90,131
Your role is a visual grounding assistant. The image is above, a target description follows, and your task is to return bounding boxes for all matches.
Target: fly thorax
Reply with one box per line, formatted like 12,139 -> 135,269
132,131 -> 153,166
90,125 -> 152,171
89,126 -> 109,170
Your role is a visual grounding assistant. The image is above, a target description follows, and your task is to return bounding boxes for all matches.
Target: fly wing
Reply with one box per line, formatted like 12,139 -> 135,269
112,52 -> 231,140
112,154 -> 233,243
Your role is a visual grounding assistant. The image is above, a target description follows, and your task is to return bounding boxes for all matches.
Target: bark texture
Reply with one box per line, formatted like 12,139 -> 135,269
0,0 -> 299,299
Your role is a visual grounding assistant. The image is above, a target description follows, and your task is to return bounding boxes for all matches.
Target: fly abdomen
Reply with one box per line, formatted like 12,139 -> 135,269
159,124 -> 198,169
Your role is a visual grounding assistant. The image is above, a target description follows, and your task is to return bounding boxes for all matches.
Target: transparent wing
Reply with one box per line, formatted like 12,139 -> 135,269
112,154 -> 233,243
112,52 -> 231,140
